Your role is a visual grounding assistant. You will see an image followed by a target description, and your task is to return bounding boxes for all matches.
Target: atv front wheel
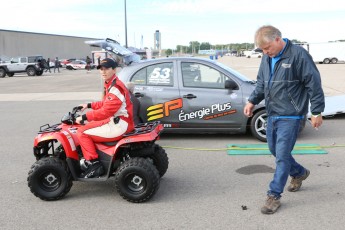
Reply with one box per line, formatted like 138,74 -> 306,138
27,157 -> 73,201
115,157 -> 160,203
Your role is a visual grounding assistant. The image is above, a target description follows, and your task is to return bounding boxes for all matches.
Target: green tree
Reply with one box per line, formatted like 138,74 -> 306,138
176,45 -> 189,53
200,42 -> 211,50
189,41 -> 200,54
165,49 -> 172,56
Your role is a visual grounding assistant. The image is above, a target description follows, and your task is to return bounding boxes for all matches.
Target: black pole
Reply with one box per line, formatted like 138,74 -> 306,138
124,0 -> 128,48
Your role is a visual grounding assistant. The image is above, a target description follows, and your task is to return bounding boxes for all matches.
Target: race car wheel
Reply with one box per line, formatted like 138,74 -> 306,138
250,110 -> 267,142
115,157 -> 160,203
27,67 -> 36,76
150,144 -> 169,177
27,157 -> 73,201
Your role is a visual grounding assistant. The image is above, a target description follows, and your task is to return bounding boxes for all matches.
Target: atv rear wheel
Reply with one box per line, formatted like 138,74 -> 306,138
115,157 -> 160,203
150,144 -> 169,177
27,157 -> 73,201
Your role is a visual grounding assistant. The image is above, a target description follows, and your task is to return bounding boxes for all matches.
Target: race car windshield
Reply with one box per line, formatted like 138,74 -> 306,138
216,62 -> 252,82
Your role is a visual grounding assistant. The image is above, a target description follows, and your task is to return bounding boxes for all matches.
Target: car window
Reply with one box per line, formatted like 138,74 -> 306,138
11,57 -> 19,63
28,57 -> 39,62
131,62 -> 174,86
181,62 -> 226,89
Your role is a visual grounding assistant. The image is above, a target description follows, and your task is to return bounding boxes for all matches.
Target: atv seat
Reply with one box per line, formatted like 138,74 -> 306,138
101,121 -> 161,146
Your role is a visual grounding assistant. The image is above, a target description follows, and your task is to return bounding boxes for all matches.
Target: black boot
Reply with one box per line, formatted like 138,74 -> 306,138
81,159 -> 104,178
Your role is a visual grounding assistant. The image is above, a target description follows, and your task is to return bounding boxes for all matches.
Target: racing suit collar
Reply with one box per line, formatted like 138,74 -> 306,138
105,74 -> 117,85
105,74 -> 117,92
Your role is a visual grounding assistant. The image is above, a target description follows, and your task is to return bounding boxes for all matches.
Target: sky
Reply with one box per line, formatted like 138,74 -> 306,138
1,0 -> 345,49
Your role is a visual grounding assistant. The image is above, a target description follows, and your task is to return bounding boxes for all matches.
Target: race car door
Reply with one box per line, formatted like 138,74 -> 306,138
129,61 -> 182,128
177,61 -> 244,130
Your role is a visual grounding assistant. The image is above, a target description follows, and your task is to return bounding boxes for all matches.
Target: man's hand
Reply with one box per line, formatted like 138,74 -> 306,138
310,115 -> 323,130
244,102 -> 255,117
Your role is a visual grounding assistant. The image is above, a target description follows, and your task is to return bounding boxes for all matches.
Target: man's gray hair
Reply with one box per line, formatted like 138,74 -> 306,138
255,25 -> 282,48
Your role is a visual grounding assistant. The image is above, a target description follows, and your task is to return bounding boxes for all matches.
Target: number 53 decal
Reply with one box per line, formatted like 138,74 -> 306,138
149,67 -> 171,84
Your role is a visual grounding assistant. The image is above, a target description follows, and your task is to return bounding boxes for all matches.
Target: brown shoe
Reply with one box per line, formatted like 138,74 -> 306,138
287,169 -> 310,192
261,195 -> 281,214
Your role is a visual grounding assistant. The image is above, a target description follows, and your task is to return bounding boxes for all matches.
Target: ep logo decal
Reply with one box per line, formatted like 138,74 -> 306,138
147,98 -> 183,121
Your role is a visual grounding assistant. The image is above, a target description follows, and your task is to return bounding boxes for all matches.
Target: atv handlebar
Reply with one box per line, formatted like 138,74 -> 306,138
72,106 -> 83,113
61,106 -> 84,125
73,106 -> 84,125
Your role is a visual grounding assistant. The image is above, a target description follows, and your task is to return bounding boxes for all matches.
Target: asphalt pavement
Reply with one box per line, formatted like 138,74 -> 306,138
1,60 -> 345,230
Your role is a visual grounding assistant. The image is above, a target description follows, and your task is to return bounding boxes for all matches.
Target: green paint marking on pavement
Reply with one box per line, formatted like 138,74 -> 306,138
227,144 -> 327,155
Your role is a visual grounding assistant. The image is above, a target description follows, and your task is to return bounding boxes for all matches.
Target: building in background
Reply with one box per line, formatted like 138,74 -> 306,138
0,29 -> 101,60
153,30 -> 161,51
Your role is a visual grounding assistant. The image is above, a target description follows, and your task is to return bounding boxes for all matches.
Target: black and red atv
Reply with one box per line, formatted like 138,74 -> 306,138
27,106 -> 168,203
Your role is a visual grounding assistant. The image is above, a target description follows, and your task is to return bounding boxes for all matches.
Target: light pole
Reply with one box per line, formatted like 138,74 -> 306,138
124,0 -> 128,48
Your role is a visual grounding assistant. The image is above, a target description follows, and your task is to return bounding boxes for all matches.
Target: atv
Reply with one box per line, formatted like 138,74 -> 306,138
27,106 -> 168,203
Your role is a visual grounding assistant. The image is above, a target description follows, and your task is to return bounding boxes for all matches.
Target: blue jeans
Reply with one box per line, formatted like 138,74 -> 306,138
266,117 -> 306,198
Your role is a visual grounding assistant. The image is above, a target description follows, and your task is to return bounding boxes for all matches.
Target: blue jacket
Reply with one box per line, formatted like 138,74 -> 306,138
248,39 -> 325,116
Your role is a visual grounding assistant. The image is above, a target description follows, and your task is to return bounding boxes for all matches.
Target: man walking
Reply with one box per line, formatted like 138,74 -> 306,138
244,25 -> 325,214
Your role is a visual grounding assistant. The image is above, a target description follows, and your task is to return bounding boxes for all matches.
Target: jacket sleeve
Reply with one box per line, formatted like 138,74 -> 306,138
86,87 -> 124,121
248,61 -> 265,105
299,52 -> 325,114
90,100 -> 104,110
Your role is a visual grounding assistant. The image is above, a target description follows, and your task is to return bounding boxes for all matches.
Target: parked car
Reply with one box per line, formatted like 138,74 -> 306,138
60,58 -> 76,67
118,57 -> 268,141
247,52 -> 262,58
65,60 -> 95,70
0,55 -> 44,77
245,48 -> 263,58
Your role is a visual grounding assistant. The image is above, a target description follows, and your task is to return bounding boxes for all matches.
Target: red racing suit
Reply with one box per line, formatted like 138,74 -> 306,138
77,74 -> 134,160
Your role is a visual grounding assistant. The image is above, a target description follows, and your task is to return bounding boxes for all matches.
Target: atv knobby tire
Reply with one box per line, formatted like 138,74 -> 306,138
150,144 -> 169,177
27,157 -> 73,201
115,157 -> 160,203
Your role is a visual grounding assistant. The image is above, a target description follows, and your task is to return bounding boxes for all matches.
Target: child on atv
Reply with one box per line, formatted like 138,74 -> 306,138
76,58 -> 134,178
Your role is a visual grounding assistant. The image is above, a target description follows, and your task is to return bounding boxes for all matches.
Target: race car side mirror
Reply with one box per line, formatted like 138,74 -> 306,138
225,79 -> 239,90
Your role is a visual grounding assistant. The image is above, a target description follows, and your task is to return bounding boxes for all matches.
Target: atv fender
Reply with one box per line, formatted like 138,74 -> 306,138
112,124 -> 163,151
34,131 -> 79,160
